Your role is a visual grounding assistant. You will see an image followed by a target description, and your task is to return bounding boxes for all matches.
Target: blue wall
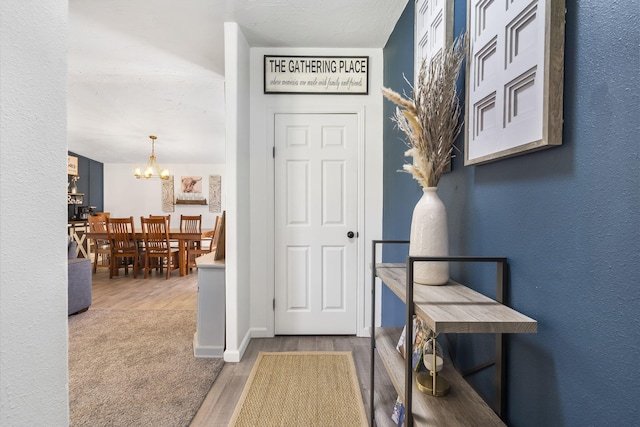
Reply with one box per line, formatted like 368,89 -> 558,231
68,151 -> 104,220
381,0 -> 418,326
382,1 -> 639,425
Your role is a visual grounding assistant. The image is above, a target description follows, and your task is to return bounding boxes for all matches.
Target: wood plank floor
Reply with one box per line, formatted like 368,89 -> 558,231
88,268 -> 397,426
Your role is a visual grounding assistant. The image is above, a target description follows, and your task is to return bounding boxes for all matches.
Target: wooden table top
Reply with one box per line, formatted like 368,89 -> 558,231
376,263 -> 538,334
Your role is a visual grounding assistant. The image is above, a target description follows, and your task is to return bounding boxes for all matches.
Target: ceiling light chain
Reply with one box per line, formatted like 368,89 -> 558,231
134,135 -> 170,180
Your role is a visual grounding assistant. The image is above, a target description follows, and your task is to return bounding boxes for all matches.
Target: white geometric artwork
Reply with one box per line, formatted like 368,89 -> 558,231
465,0 -> 565,165
415,0 -> 455,82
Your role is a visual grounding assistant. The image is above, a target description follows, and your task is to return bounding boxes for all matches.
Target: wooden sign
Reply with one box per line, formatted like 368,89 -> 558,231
264,55 -> 369,95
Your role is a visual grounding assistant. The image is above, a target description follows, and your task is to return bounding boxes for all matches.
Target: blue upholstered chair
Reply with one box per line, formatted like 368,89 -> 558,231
68,238 -> 92,315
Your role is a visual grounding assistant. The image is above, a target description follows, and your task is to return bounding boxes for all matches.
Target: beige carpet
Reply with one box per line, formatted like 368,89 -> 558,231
68,309 -> 224,427
230,351 -> 368,427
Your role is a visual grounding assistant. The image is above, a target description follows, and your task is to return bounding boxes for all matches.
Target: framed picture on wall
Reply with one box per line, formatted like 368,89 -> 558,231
415,0 -> 456,173
414,0 -> 454,84
464,0 -> 566,165
162,176 -> 175,212
68,155 -> 78,175
180,176 -> 203,193
209,175 -> 221,213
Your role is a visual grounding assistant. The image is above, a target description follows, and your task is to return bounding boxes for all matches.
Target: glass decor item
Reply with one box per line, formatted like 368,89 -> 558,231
422,332 -> 443,373
416,329 -> 450,397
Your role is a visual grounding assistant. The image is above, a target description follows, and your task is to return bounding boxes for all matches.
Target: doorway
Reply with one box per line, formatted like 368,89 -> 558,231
274,113 -> 360,334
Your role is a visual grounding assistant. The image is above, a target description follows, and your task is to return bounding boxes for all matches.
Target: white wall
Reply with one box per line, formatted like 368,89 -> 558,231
248,47 -> 384,338
223,23 -> 253,362
0,1 -> 69,425
104,163 -> 225,228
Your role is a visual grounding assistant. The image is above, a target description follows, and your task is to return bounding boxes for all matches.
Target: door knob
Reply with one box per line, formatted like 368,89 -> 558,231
347,231 -> 355,239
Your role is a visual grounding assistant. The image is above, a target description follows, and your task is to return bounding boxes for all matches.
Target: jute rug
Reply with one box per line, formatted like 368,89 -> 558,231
229,351 -> 368,426
68,309 -> 224,427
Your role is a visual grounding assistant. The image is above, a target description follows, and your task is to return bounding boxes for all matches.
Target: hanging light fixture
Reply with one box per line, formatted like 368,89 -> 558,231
134,135 -> 170,180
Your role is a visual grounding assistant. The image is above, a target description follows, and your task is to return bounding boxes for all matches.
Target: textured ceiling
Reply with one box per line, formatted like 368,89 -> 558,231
67,0 -> 408,164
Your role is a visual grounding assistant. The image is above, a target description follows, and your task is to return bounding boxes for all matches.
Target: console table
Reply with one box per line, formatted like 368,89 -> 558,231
370,240 -> 537,426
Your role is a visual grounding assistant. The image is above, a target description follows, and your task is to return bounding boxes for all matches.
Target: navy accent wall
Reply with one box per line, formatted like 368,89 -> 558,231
383,1 -> 639,425
68,151 -> 104,220
381,0 -> 417,327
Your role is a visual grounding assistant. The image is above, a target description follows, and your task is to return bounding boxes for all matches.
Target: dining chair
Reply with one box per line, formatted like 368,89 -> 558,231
140,216 -> 179,279
149,214 -> 171,228
180,215 -> 202,235
181,214 -> 202,256
151,214 -> 177,252
88,214 -> 110,274
186,213 -> 224,271
212,211 -> 225,260
106,216 -> 141,279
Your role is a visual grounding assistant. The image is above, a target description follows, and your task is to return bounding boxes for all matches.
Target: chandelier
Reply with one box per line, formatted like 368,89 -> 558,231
134,135 -> 170,180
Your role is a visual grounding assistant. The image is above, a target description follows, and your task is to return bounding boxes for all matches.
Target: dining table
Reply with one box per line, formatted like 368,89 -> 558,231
85,227 -> 213,277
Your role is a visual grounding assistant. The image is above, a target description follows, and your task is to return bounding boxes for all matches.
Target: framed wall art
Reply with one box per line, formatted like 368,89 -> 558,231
415,0 -> 456,173
464,0 -> 566,165
209,175 -> 221,213
414,0 -> 455,81
161,176 -> 175,212
180,176 -> 203,193
68,155 -> 78,175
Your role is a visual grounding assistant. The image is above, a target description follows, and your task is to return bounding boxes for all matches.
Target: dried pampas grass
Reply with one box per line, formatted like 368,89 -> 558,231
382,32 -> 467,188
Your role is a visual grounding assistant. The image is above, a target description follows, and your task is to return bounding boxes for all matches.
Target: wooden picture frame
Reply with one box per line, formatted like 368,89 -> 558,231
414,0 -> 455,84
464,0 -> 566,165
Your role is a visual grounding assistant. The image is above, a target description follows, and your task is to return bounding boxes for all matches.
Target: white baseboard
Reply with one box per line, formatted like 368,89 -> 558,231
250,327 -> 271,338
223,328 -> 252,362
193,333 -> 224,358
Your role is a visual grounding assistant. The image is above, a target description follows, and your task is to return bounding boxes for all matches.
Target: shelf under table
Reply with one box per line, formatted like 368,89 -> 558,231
376,263 -> 538,335
376,327 -> 505,427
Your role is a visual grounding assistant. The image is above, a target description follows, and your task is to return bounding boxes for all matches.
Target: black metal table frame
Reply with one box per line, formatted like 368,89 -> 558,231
369,240 -> 509,427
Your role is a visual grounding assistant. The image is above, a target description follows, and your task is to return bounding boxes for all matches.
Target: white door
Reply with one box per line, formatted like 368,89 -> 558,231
274,113 -> 359,335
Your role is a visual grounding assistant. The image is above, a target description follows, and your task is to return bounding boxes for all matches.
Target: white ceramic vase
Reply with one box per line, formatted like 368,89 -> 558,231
409,187 -> 449,285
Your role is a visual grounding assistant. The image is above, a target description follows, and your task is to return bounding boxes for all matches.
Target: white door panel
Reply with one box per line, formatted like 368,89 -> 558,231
275,113 -> 358,335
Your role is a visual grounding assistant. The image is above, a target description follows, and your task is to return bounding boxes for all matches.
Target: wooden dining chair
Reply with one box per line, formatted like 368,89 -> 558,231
185,217 -> 216,272
180,215 -> 202,234
149,214 -> 171,228
181,214 -> 202,254
212,211 -> 225,260
88,215 -> 110,273
140,216 -> 179,279
186,212 -> 225,271
106,216 -> 141,279
151,214 -> 177,252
